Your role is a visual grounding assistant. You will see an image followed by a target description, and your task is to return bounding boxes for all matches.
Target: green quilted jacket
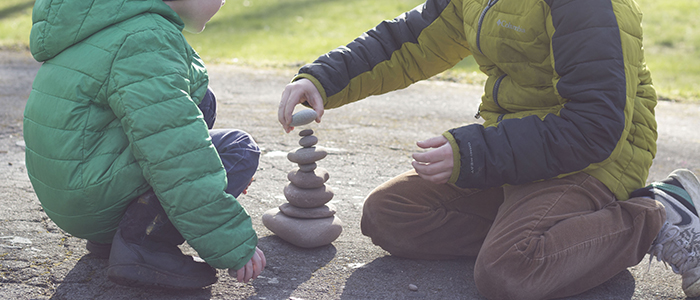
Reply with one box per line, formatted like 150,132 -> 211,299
25,0 -> 256,270
295,0 -> 657,200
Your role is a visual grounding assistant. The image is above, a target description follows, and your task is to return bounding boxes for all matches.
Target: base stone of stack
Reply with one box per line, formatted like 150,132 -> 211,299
262,208 -> 343,248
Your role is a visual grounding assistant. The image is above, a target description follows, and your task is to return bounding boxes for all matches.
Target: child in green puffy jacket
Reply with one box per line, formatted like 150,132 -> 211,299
25,0 -> 264,289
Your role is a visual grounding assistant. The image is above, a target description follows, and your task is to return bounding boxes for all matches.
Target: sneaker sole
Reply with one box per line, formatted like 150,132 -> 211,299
684,268 -> 700,297
107,263 -> 217,290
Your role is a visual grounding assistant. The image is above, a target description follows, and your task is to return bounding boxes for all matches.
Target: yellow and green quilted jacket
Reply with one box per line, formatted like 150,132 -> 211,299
295,0 -> 657,200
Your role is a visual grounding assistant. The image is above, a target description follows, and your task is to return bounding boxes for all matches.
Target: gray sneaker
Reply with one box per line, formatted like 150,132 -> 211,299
647,169 -> 700,297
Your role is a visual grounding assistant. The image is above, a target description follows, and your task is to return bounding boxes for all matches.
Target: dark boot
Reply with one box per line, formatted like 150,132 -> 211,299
86,240 -> 111,259
107,190 -> 218,289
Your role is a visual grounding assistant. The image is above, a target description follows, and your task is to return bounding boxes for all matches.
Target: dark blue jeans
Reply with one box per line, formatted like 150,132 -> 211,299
200,88 -> 260,198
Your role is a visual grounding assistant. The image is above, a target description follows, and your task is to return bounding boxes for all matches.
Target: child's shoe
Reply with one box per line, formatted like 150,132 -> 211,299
85,240 -> 111,259
642,169 -> 700,297
106,190 -> 217,289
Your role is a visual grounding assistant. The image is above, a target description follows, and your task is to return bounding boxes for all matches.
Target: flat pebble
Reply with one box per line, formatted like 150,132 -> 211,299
288,146 -> 327,164
299,129 -> 314,136
284,183 -> 334,208
290,109 -> 317,127
279,203 -> 336,219
408,284 -> 418,291
299,135 -> 318,147
288,167 -> 329,189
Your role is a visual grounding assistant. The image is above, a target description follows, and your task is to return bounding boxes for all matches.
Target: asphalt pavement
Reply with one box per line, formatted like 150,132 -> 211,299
2,49 -> 700,300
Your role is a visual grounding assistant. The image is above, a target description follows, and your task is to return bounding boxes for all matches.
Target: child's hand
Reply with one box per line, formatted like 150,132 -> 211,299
411,135 -> 454,184
279,78 -> 324,133
228,247 -> 266,283
241,177 -> 254,195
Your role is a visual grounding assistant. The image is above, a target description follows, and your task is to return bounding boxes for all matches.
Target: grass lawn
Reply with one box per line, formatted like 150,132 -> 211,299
2,0 -> 698,101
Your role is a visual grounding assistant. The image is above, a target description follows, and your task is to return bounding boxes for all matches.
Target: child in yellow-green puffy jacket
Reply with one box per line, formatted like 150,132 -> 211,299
278,0 -> 700,299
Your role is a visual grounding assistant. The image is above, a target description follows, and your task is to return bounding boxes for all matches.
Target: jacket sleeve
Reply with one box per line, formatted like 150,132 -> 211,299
295,0 -> 471,109
447,0 -> 631,189
107,29 -> 256,270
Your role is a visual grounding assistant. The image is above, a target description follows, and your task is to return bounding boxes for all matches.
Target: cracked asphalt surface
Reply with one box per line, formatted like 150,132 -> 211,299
2,49 -> 700,299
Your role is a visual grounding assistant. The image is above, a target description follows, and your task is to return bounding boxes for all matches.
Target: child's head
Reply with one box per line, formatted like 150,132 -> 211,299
163,0 -> 225,33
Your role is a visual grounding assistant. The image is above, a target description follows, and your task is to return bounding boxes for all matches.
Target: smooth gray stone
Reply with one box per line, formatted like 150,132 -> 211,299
288,167 -> 329,189
299,135 -> 318,147
262,208 -> 343,248
290,109 -> 317,127
299,129 -> 314,136
287,146 -> 327,164
284,183 -> 334,208
278,203 -> 336,219
298,163 -> 317,172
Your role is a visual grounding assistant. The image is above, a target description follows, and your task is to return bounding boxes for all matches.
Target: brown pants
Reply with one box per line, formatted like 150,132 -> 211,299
361,170 -> 665,300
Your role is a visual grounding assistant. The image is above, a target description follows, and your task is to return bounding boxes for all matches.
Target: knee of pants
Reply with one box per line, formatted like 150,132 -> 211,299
360,192 -> 385,237
360,189 -> 425,251
209,129 -> 260,196
198,88 -> 217,129
473,249 -> 544,300
359,189 -> 403,240
474,258 -> 520,300
360,194 -> 412,257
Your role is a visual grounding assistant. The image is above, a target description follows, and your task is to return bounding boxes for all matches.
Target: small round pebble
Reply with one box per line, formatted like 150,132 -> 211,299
299,129 -> 314,136
408,284 -> 418,291
299,135 -> 318,147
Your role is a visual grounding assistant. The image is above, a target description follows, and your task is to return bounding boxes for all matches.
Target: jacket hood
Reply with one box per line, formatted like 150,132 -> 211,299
30,0 -> 183,62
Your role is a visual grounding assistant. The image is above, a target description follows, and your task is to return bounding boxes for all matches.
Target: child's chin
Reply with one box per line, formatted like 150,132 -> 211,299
184,25 -> 206,34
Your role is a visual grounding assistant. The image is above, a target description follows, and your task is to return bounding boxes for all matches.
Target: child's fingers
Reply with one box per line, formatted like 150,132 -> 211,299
411,161 -> 451,184
236,267 -> 245,282
258,248 -> 267,269
416,135 -> 448,149
237,266 -> 244,282
279,87 -> 301,132
278,89 -> 292,126
242,261 -> 254,283
255,249 -> 266,278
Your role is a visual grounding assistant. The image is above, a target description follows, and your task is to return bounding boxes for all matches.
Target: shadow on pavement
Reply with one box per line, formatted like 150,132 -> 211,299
561,270 -> 635,300
252,235 -> 337,299
50,254 -> 215,300
341,255 -> 483,299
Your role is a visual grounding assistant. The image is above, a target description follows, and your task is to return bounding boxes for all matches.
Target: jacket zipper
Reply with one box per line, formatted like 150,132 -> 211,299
474,0 -> 501,120
475,74 -> 508,120
476,0 -> 499,54
493,74 -> 507,110
494,74 -> 507,122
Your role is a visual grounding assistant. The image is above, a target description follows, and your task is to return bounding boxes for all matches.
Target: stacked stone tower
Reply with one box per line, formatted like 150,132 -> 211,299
262,110 -> 343,248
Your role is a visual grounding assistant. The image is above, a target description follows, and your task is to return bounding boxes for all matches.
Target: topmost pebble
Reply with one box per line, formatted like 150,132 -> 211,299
290,109 -> 318,127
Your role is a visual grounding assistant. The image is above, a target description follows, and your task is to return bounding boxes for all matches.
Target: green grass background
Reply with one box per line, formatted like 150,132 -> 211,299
1,0 -> 698,102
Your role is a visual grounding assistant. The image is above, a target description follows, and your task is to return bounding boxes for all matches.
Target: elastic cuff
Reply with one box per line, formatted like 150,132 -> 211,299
442,131 -> 461,184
